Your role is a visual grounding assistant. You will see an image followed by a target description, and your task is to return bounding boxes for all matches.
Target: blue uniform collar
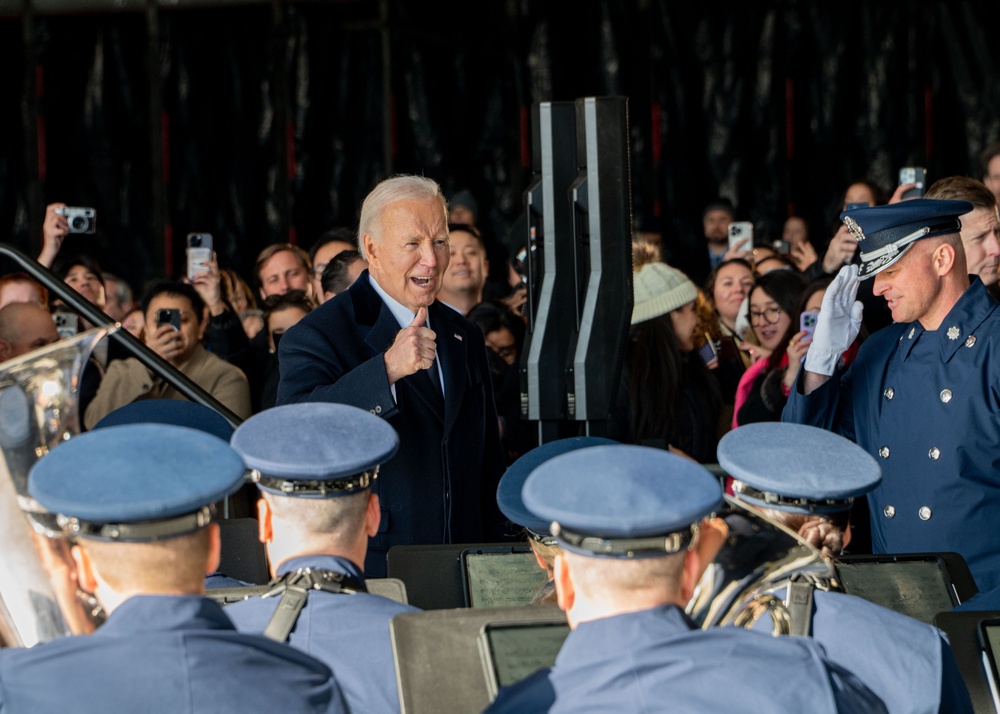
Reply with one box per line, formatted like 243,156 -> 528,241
555,605 -> 693,669
898,277 -> 997,363
97,595 -> 233,635
276,554 -> 366,583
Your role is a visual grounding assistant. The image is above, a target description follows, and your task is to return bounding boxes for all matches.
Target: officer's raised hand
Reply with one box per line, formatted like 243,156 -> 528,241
803,264 -> 863,392
384,307 -> 437,385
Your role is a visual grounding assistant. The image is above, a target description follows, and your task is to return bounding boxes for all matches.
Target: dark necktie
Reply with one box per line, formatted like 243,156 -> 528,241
423,315 -> 444,398
427,356 -> 443,396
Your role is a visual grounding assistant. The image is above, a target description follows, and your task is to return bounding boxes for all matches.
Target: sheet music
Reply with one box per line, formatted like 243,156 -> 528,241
466,552 -> 549,608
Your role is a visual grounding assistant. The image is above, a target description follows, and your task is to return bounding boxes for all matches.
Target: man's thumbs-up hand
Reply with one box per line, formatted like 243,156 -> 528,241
384,307 -> 438,385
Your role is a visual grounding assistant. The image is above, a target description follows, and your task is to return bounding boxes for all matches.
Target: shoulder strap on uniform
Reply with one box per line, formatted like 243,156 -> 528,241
784,575 -> 815,637
261,567 -> 367,642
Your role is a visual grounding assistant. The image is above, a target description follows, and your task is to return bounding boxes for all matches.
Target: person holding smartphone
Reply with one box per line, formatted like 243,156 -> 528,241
673,198 -> 752,287
732,271 -> 809,427
699,258 -> 756,427
83,280 -> 251,429
608,254 -> 722,463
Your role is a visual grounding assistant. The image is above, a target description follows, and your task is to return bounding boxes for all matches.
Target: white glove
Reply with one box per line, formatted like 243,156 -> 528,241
804,264 -> 864,377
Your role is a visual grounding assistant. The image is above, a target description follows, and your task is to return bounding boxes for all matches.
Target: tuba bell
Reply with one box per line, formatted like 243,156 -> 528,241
0,325 -> 114,647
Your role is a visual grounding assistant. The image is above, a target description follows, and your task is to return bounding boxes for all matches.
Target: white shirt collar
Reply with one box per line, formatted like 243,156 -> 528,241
368,274 -> 428,329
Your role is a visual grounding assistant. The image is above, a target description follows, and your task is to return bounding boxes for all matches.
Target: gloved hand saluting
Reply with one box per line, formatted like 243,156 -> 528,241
804,264 -> 864,377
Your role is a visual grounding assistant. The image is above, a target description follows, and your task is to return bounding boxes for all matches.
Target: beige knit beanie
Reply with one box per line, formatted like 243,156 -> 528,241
631,262 -> 698,325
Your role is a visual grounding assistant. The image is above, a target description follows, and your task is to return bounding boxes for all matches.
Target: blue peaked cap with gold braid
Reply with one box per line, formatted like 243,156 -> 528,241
841,198 -> 972,279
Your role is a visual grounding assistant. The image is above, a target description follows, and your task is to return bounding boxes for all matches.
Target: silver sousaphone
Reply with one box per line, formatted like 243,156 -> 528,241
0,326 -> 114,647
687,494 -> 838,635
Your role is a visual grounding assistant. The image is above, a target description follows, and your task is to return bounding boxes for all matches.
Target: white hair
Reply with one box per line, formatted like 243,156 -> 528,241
358,175 -> 446,260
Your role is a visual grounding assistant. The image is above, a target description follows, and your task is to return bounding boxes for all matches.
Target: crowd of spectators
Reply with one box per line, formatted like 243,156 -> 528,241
5,155 -> 1000,712
0,186 -> 533,457
4,150 -> 1000,469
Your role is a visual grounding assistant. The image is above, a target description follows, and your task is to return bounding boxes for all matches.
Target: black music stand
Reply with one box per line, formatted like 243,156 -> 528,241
836,552 -> 978,624
933,610 -> 1000,714
387,543 -> 497,610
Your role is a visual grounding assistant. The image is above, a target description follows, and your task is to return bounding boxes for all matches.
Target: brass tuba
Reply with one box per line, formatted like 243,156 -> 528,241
687,495 -> 835,634
0,326 -> 113,647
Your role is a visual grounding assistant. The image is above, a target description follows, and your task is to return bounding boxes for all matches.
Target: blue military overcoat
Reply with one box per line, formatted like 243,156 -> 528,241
226,554 -> 418,714
784,279 -> 1000,592
484,605 -> 886,713
0,595 -> 345,713
750,587 -> 972,714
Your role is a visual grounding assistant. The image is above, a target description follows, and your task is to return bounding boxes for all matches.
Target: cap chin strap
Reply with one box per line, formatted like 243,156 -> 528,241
526,528 -> 559,547
551,522 -> 694,557
251,466 -> 378,496
731,480 -> 854,513
57,505 -> 214,542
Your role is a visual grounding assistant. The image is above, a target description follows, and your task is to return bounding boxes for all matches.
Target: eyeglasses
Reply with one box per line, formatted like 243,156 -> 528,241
748,307 -> 783,325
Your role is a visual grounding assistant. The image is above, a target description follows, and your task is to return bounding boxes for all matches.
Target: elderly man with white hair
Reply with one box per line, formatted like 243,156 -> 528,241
276,175 -> 506,577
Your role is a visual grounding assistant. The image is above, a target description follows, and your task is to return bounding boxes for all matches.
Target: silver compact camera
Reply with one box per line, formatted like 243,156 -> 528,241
54,206 -> 97,234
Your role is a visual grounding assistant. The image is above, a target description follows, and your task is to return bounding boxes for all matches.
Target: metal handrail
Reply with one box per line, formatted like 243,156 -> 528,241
0,243 -> 242,428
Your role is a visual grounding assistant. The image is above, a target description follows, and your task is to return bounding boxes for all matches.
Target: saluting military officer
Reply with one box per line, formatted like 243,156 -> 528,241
783,198 -> 1000,593
720,422 -> 973,714
225,403 -> 419,714
485,444 -> 887,713
0,424 -> 346,714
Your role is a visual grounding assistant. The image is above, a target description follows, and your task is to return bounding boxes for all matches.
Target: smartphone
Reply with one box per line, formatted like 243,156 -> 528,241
799,311 -> 819,340
697,340 -> 719,369
771,239 -> 791,253
978,619 -> 1000,712
186,233 -> 213,280
728,221 -> 753,252
52,311 -> 79,339
156,308 -> 181,331
898,167 -> 926,200
845,202 -> 869,212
